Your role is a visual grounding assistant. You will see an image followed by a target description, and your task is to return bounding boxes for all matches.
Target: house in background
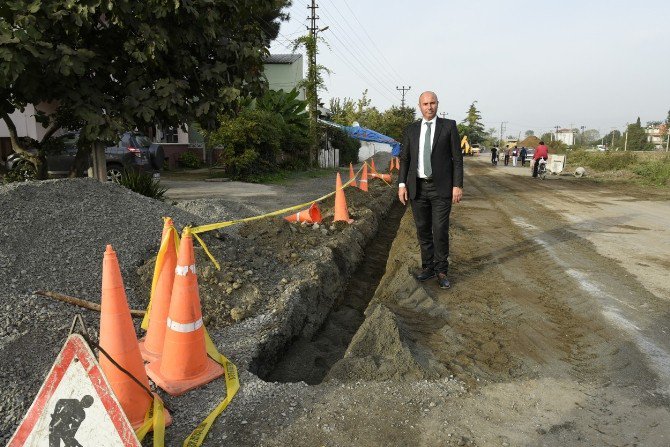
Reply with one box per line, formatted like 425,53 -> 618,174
645,124 -> 665,150
263,54 -> 305,100
553,129 -> 575,146
0,103 -> 58,163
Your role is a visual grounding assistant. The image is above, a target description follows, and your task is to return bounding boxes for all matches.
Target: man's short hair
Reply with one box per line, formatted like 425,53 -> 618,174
539,141 -> 545,145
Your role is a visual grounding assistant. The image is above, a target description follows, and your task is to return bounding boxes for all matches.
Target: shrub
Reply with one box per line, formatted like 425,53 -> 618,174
329,127 -> 359,165
119,171 -> 168,200
208,109 -> 285,180
568,150 -> 638,171
632,156 -> 670,186
178,151 -> 202,169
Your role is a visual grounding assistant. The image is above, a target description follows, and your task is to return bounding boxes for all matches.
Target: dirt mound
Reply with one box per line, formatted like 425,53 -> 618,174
518,135 -> 541,147
326,304 -> 448,381
363,150 -> 394,171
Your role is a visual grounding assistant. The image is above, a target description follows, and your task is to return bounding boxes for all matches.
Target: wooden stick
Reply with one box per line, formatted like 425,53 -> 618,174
35,290 -> 146,318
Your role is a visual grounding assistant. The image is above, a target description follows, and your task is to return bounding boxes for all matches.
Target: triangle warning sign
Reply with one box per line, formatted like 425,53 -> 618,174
8,334 -> 141,446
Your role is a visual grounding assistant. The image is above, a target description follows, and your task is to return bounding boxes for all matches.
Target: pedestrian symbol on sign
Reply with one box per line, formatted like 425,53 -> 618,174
49,395 -> 94,447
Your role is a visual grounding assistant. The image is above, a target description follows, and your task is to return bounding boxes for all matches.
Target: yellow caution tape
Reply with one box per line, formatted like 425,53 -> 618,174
183,328 -> 240,447
189,166 -> 364,269
190,167 -> 361,235
142,218 -> 181,330
135,393 -> 166,447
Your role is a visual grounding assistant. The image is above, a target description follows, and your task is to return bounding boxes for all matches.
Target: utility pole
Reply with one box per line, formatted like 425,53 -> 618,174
500,122 -> 507,146
554,125 -> 560,143
440,112 -> 448,118
624,126 -> 629,151
396,85 -> 411,108
306,0 -> 325,167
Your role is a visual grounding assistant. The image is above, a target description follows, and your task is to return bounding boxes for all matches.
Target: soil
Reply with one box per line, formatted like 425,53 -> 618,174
214,156 -> 670,447
4,152 -> 670,446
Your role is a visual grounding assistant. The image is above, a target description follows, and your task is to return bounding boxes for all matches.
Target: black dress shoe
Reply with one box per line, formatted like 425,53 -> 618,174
437,273 -> 451,289
415,268 -> 436,281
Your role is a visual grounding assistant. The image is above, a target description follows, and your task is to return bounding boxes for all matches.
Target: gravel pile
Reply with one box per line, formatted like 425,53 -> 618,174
0,178 -> 207,443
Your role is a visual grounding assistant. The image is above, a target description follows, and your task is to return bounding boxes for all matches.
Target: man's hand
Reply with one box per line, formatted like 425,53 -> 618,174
452,186 -> 463,204
398,186 -> 408,205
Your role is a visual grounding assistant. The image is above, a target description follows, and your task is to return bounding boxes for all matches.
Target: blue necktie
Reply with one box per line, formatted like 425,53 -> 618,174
423,122 -> 432,177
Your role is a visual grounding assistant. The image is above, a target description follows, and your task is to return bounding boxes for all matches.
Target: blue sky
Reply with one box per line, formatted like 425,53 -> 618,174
270,0 -> 670,138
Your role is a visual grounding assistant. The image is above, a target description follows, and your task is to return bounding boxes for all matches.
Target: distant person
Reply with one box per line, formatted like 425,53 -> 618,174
520,147 -> 528,166
512,145 -> 518,167
532,141 -> 549,178
504,147 -> 510,166
491,146 -> 498,165
398,91 -> 464,290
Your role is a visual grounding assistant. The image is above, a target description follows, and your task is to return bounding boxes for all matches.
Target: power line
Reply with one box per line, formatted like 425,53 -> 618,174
294,0 -> 404,102
338,0 -> 407,83
318,1 -> 404,89
277,1 -> 401,105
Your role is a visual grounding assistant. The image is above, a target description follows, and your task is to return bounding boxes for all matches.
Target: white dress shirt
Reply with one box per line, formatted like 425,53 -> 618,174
399,117 -> 436,188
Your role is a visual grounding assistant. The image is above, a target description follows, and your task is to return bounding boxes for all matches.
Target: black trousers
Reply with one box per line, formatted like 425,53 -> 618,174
410,180 -> 452,274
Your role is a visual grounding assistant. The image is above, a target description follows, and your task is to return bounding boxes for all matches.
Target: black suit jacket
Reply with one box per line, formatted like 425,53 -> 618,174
398,117 -> 464,200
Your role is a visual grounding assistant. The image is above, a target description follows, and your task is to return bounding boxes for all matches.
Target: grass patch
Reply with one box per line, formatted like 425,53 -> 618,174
567,150 -> 670,187
632,155 -> 670,186
568,150 -> 638,171
240,168 -> 338,184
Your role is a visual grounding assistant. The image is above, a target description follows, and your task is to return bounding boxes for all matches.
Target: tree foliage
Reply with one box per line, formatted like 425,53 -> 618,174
460,101 -> 486,144
329,90 -> 414,141
207,88 -> 310,178
0,0 -> 290,176
625,117 -> 654,151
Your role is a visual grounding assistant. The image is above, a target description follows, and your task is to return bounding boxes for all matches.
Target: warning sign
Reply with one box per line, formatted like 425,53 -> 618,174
8,334 -> 141,446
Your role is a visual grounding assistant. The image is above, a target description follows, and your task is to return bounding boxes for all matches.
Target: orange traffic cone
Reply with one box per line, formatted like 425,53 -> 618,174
359,163 -> 368,192
139,218 -> 178,363
348,163 -> 357,187
99,245 -> 171,429
334,173 -> 354,224
284,202 -> 322,224
146,229 -> 223,396
371,173 -> 392,182
370,158 -> 377,173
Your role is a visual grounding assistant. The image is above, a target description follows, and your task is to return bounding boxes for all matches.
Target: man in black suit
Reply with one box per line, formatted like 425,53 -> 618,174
398,91 -> 464,289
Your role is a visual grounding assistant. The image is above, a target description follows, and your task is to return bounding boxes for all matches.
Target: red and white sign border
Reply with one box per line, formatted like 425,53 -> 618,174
8,333 -> 140,446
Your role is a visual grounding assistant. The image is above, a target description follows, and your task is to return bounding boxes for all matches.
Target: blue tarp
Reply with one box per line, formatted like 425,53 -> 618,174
341,126 -> 401,156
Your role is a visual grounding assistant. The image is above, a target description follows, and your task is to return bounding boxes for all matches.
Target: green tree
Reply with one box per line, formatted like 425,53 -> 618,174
1,0 -> 289,178
525,130 -> 535,137
460,101 -> 486,144
582,129 -> 600,145
376,106 -> 415,142
625,117 -> 654,151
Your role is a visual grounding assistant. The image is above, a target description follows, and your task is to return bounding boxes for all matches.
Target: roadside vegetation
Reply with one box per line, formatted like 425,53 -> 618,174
566,150 -> 670,187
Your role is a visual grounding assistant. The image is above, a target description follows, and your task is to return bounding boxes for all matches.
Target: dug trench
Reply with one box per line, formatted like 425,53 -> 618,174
208,160 -> 670,446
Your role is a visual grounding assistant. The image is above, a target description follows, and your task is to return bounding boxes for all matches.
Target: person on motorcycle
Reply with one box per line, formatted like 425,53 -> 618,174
532,141 -> 549,178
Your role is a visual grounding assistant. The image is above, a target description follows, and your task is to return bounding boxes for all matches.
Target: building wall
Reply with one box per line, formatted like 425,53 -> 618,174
264,56 -> 305,99
554,131 -> 575,146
